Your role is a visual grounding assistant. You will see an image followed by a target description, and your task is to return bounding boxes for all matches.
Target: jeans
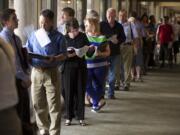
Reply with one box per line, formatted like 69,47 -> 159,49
108,55 -> 120,97
86,66 -> 108,107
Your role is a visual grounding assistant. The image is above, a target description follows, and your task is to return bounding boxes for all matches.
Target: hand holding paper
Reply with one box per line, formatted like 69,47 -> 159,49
67,45 -> 89,58
108,34 -> 118,44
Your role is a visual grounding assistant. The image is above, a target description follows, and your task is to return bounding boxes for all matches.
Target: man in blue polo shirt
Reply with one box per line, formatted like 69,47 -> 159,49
26,9 -> 67,135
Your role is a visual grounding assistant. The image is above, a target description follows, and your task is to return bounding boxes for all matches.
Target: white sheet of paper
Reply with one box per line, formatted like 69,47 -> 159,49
67,46 -> 90,58
35,28 -> 51,47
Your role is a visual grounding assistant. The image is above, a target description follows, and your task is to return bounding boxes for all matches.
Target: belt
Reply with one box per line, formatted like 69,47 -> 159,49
34,66 -> 57,72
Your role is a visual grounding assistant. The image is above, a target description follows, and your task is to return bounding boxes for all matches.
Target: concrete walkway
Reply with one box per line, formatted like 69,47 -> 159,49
61,64 -> 180,135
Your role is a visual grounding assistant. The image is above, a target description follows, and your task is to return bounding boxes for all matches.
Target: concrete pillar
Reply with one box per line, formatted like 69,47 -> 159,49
81,0 -> 87,24
155,2 -> 161,22
137,1 -> 141,17
149,2 -> 155,15
125,0 -> 130,16
51,0 -> 58,27
0,0 -> 8,10
160,6 -> 164,18
163,7 -> 167,16
14,0 -> 33,44
100,0 -> 108,21
116,0 -> 122,12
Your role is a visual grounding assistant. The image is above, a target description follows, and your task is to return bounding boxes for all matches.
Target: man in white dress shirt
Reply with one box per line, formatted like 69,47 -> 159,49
118,9 -> 139,90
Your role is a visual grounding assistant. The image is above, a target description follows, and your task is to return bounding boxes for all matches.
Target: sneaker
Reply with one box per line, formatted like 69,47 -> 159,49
124,86 -> 129,91
65,119 -> 71,126
40,130 -> 49,135
91,106 -> 99,113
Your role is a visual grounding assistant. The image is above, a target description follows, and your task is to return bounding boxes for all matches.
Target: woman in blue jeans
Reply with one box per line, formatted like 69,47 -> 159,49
84,14 -> 110,113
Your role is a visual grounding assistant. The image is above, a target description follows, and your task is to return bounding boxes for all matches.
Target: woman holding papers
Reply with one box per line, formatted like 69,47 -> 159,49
62,18 -> 90,126
84,10 -> 110,113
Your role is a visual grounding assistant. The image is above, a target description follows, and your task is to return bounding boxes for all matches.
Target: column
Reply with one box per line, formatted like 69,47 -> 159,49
81,0 -> 87,24
137,1 -> 141,17
125,0 -> 130,16
116,0 -> 122,12
155,2 -> 160,22
160,6 -> 164,18
149,2 -> 155,15
14,0 -> 33,45
100,0 -> 108,21
164,7 -> 168,16
51,0 -> 58,27
0,0 -> 8,10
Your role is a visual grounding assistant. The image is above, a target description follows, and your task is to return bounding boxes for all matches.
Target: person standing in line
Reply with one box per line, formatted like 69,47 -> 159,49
100,8 -> 126,99
57,7 -> 75,111
156,16 -> 174,68
57,7 -> 75,35
0,37 -> 22,135
171,17 -> 180,64
26,9 -> 68,135
118,10 -> 139,90
85,11 -> 110,112
0,8 -> 32,135
62,18 -> 89,126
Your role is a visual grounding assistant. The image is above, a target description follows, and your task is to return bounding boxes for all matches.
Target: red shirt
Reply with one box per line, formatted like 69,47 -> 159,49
158,24 -> 173,44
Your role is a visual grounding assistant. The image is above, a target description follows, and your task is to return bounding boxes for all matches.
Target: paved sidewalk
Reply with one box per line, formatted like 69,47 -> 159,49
61,64 -> 180,135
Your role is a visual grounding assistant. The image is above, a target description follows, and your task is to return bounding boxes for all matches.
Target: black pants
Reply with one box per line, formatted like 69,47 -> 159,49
160,43 -> 173,65
62,66 -> 87,120
16,79 -> 33,135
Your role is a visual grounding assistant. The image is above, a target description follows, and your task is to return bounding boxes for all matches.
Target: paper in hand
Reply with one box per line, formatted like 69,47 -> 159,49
67,46 -> 89,58
35,28 -> 51,48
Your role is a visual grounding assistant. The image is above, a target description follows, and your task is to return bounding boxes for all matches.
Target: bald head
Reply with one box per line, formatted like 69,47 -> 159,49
106,8 -> 116,24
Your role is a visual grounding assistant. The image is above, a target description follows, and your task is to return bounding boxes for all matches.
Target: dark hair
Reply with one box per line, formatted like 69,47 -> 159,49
164,16 -> 169,20
62,7 -> 75,17
40,9 -> 54,20
149,15 -> 155,21
1,8 -> 15,22
66,18 -> 79,33
141,13 -> 148,21
130,11 -> 137,18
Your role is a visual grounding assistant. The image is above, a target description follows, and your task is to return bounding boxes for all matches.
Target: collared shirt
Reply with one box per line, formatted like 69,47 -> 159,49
157,24 -> 173,44
26,29 -> 67,68
65,32 -> 90,68
100,20 -> 126,56
0,27 -> 29,81
0,37 -> 18,110
57,24 -> 66,35
119,21 -> 138,43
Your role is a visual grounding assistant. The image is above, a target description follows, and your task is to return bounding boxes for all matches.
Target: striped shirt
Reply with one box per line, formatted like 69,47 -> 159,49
86,34 -> 108,68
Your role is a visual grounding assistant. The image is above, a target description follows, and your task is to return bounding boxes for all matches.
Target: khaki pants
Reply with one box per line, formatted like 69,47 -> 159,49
31,67 -> 60,135
120,45 -> 134,84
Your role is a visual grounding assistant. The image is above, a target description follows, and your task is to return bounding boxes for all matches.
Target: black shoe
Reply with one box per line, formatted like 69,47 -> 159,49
114,86 -> 119,91
124,86 -> 129,91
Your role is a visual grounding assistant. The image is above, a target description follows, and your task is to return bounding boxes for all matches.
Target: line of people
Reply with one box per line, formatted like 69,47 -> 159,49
0,6 -> 179,135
